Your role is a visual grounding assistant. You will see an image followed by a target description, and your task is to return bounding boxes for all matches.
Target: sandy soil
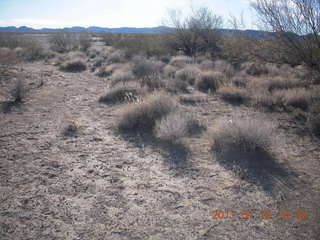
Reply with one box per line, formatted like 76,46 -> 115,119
0,59 -> 319,239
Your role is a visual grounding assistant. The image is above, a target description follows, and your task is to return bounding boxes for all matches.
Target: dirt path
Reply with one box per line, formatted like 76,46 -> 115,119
1,63 -> 319,240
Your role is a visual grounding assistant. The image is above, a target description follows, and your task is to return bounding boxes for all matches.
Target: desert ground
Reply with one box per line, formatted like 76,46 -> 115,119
0,34 -> 319,240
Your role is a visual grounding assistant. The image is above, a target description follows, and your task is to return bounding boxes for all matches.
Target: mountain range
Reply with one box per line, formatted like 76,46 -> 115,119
0,26 -> 281,39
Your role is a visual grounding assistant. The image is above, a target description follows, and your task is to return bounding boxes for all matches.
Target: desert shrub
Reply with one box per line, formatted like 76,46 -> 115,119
60,60 -> 86,72
163,64 -> 178,78
165,79 -> 190,93
99,85 -> 143,104
281,88 -> 311,111
0,48 -> 19,66
214,60 -> 235,79
218,86 -> 249,105
19,40 -> 45,61
213,115 -> 276,154
132,57 -> 163,89
79,34 -> 91,52
117,93 -> 177,133
154,111 -> 206,141
10,79 -> 25,104
169,55 -> 194,68
231,75 -> 248,88
179,95 -> 207,105
199,59 -> 215,71
196,71 -> 226,93
0,33 -> 22,49
241,62 -> 269,76
107,50 -> 125,64
49,33 -> 76,53
308,103 -> 320,137
110,69 -> 135,86
175,65 -> 201,85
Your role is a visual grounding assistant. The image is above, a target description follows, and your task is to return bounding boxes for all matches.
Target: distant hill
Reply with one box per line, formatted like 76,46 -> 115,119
0,26 -> 290,39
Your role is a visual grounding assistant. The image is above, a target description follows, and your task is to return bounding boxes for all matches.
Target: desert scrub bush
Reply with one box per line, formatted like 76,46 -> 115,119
0,48 -> 19,66
280,88 -> 312,111
196,71 -> 226,93
241,62 -> 269,76
214,60 -> 235,79
117,92 -> 177,133
110,69 -> 135,86
49,33 -> 76,53
165,78 -> 190,93
99,85 -> 143,104
175,65 -> 201,85
60,60 -> 87,72
19,40 -> 46,61
0,33 -> 21,49
10,79 -> 25,104
132,57 -> 163,89
107,50 -> 125,64
179,94 -> 207,105
213,115 -> 276,154
231,75 -> 249,88
163,64 -> 178,78
199,59 -> 215,71
169,55 -> 194,68
154,111 -> 205,141
308,103 -> 320,137
78,34 -> 91,52
218,86 -> 249,105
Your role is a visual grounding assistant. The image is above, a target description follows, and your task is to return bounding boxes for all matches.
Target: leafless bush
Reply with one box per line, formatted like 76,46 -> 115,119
308,103 -> 320,137
79,34 -> 91,52
196,71 -> 226,93
117,92 -> 177,133
49,33 -> 76,53
241,62 -> 269,76
214,60 -> 235,79
10,79 -> 25,104
107,50 -> 125,64
163,64 -> 178,78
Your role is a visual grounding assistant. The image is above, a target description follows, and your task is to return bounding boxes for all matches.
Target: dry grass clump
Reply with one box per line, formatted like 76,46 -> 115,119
179,95 -> 207,105
218,86 -> 249,105
117,92 -> 177,133
60,60 -> 86,72
214,60 -> 235,79
154,111 -> 206,141
175,65 -> 201,85
280,88 -> 311,111
169,55 -> 194,68
107,50 -> 125,64
99,84 -> 143,104
163,64 -> 178,78
165,79 -> 190,93
132,57 -> 163,89
199,59 -> 215,71
213,115 -> 276,154
110,69 -> 135,86
196,71 -> 226,93
0,48 -> 19,66
241,62 -> 269,76
231,75 -> 249,88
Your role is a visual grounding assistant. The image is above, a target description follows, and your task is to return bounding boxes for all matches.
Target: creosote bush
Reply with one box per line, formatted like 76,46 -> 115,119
308,103 -> 320,137
117,93 -> 177,133
60,60 -> 87,72
169,55 -> 194,68
197,71 -> 226,93
110,69 -> 135,87
10,79 -> 25,104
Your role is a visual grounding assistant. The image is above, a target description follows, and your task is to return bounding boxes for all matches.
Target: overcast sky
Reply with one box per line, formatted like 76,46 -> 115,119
0,0 -> 255,29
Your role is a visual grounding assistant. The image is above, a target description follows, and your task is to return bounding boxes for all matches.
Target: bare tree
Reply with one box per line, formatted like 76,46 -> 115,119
251,0 -> 320,72
166,7 -> 223,58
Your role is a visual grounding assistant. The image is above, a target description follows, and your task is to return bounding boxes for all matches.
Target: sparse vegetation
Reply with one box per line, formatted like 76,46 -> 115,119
99,85 -> 143,104
218,86 -> 249,105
